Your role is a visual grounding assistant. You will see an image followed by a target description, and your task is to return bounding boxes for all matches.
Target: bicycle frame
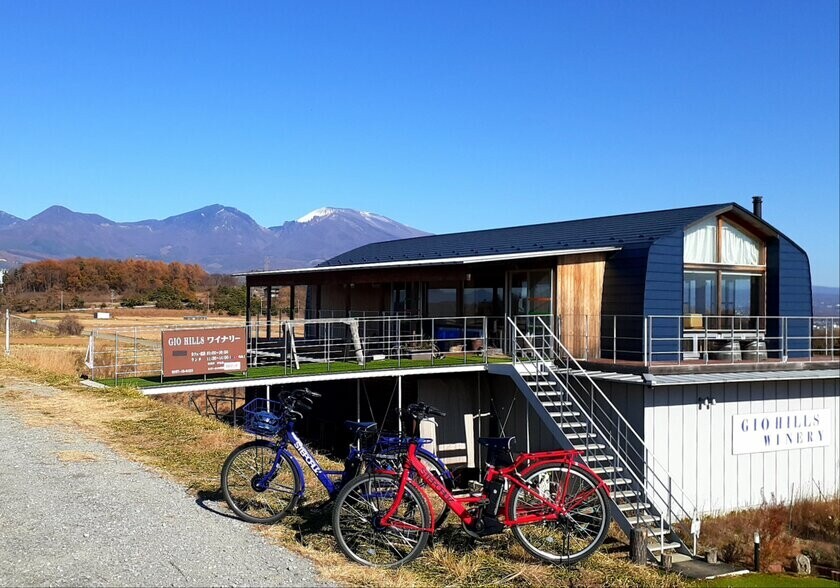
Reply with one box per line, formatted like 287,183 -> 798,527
380,442 -> 608,533
260,421 -> 449,500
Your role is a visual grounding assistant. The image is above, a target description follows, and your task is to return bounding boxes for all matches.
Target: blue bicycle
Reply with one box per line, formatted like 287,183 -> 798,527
220,388 -> 453,526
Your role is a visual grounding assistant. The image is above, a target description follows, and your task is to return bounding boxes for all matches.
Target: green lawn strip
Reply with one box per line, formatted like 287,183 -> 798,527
698,573 -> 837,587
96,354 -> 509,389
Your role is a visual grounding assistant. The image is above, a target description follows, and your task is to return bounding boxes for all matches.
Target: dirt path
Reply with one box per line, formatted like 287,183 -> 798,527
0,378 -> 328,587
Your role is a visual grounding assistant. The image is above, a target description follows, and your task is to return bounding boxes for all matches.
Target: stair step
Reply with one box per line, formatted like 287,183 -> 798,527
589,466 -> 623,475
610,490 -> 639,500
616,502 -> 650,512
627,513 -> 660,525
602,477 -> 632,487
580,453 -> 614,463
559,421 -> 586,429
646,528 -> 672,539
647,542 -> 682,553
535,393 -> 570,402
563,432 -> 596,440
572,443 -> 606,451
549,411 -> 581,418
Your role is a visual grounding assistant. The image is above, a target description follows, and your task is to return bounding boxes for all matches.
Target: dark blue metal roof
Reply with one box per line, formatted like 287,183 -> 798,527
319,203 -> 732,267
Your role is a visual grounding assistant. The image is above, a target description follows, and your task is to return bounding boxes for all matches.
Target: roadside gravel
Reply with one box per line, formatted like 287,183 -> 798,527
0,390 -> 328,587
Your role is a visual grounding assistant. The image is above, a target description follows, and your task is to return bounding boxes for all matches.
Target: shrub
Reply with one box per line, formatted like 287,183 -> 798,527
120,297 -> 146,308
57,315 -> 84,336
211,285 -> 247,316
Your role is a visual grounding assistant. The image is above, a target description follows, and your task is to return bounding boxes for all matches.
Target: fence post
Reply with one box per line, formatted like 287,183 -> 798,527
114,331 -> 119,385
4,309 -> 9,356
613,315 -> 617,364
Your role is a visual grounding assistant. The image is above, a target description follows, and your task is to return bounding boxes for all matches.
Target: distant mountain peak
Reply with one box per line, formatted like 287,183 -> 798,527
296,207 -> 345,223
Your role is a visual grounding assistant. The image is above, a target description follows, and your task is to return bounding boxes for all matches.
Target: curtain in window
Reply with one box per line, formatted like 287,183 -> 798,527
721,222 -> 759,266
684,219 -> 717,263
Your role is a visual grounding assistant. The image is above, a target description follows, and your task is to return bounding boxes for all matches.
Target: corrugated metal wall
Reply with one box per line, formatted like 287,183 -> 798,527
642,377 -> 839,514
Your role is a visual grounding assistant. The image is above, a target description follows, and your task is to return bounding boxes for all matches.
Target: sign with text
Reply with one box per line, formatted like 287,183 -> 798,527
161,327 -> 247,377
732,409 -> 831,455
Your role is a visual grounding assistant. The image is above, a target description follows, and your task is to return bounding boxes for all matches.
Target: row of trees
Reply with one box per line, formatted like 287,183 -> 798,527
6,258 -> 209,295
0,258 -> 250,313
0,258 -> 278,315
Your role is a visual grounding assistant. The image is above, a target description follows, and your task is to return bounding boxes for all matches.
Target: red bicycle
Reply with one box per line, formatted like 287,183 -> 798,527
332,402 -> 611,567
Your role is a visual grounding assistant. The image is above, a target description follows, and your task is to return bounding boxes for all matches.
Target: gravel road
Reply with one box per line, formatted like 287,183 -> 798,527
0,386 -> 328,587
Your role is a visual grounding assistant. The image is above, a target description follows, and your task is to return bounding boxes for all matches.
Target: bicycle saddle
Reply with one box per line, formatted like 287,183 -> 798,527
478,437 -> 516,451
344,421 -> 377,435
479,437 -> 516,467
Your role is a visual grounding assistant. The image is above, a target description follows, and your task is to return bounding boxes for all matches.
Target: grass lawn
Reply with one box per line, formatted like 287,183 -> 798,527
96,354 -> 509,389
699,573 -> 838,587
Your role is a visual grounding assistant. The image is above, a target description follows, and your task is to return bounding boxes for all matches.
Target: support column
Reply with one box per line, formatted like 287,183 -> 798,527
397,375 -> 403,434
265,286 -> 272,339
245,285 -> 252,339
289,285 -> 296,320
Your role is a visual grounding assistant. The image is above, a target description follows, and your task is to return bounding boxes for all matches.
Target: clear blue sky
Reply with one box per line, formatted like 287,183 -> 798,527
0,1 -> 838,285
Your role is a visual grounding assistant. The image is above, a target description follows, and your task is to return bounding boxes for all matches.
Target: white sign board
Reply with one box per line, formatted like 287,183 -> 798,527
732,409 -> 831,455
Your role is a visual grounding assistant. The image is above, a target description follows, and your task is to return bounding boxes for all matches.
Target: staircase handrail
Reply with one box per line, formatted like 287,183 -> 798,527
506,319 -> 691,527
530,315 -> 700,520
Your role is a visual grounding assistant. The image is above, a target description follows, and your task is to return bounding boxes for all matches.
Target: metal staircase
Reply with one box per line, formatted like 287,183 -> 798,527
499,316 -> 701,564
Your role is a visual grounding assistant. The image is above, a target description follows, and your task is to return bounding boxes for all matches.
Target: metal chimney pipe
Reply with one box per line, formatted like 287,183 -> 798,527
752,195 -> 763,218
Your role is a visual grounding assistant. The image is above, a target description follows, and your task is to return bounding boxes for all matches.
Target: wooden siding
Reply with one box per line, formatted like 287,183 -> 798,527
766,236 -> 813,358
320,284 -> 347,314
644,231 -> 684,362
556,254 -> 606,358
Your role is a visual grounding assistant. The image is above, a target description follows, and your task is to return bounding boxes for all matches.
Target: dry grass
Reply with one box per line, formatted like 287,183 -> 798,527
10,344 -> 86,377
699,494 -> 840,571
0,351 -> 688,588
56,450 -> 100,462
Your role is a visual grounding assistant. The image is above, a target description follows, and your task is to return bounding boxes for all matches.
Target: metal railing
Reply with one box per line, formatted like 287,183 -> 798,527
507,315 -> 700,555
86,314 -> 502,384
558,314 -> 839,366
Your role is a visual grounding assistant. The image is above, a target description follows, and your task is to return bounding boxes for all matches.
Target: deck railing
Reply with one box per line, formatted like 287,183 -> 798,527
86,314 -> 501,385
558,314 -> 839,367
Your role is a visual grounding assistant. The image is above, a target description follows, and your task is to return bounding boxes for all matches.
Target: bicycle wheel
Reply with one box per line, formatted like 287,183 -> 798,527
332,473 -> 431,567
221,440 -> 302,524
507,462 -> 610,565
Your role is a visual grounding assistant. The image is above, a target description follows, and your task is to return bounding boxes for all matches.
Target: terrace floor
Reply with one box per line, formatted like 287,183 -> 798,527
94,354 -> 509,391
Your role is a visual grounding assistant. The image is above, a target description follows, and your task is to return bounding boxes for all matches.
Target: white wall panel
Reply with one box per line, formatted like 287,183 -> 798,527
643,376 -> 839,515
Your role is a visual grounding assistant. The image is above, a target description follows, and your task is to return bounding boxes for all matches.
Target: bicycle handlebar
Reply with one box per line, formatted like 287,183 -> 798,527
403,402 -> 446,420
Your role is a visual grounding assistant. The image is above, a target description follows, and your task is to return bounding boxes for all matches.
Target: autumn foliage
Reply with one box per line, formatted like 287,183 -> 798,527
2,258 -> 210,311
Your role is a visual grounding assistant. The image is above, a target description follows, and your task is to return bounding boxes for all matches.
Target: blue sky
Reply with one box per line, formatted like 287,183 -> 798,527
0,1 -> 838,285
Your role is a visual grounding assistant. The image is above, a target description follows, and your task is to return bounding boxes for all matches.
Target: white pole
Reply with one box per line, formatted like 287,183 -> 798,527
4,309 -> 9,356
398,375 -> 403,434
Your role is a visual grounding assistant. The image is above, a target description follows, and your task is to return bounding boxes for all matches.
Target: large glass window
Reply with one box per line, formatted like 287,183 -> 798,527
463,286 -> 504,316
684,219 -> 718,263
721,223 -> 760,266
427,288 -> 457,317
721,274 -> 760,316
683,272 -> 717,316
509,270 -> 552,315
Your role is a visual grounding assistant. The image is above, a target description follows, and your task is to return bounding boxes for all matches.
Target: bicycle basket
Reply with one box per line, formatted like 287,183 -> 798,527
243,398 -> 285,436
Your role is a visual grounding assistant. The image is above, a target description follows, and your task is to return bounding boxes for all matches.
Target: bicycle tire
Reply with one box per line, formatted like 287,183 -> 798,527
221,440 -> 302,524
506,462 -> 610,565
332,473 -> 431,568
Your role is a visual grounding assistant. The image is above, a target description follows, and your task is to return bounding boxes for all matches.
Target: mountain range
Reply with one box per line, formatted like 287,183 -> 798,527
0,205 -> 429,273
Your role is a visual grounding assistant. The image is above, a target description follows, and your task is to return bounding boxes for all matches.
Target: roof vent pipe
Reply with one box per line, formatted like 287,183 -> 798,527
752,195 -> 763,218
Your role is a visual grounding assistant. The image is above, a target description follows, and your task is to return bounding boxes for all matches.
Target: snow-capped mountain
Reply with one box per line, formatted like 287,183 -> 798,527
0,205 -> 429,273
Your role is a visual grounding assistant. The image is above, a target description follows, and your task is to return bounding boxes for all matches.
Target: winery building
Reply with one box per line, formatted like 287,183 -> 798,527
90,198 -> 839,564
